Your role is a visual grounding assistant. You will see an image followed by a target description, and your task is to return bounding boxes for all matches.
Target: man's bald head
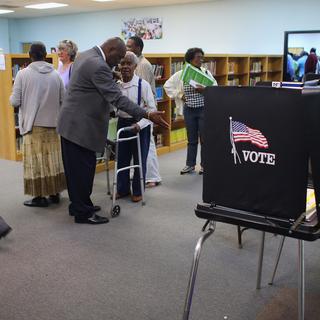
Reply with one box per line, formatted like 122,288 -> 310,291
100,37 -> 126,68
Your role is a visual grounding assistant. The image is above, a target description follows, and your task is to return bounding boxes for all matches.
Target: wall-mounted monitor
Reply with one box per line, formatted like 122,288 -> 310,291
283,30 -> 320,81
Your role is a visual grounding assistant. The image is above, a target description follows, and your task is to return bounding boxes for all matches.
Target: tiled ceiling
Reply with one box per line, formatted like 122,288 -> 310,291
0,0 -> 216,18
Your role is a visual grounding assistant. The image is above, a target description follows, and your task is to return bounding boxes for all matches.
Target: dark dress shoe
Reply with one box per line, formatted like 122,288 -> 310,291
24,197 -> 49,207
74,214 -> 109,225
0,216 -> 12,239
48,193 -> 60,204
69,205 -> 101,216
93,205 -> 101,212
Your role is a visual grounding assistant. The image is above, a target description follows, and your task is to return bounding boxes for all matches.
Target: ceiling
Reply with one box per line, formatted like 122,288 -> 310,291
0,0 -> 215,19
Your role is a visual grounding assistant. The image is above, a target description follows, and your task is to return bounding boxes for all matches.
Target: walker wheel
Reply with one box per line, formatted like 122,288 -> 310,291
111,205 -> 121,217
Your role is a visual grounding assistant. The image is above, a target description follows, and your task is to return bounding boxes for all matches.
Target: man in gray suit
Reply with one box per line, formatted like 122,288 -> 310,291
57,37 -> 168,225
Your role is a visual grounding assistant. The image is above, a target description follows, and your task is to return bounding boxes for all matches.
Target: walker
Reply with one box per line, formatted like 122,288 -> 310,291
104,124 -> 146,218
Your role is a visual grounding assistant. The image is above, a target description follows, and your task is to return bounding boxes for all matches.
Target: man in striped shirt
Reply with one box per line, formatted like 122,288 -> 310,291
126,36 -> 162,187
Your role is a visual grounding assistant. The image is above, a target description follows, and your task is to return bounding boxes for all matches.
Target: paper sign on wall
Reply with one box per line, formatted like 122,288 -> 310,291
0,54 -> 5,70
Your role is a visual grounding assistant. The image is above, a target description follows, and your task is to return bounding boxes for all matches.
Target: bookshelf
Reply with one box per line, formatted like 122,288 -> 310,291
266,55 -> 284,81
249,56 -> 267,86
203,56 -> 228,86
0,54 -> 58,161
0,53 -> 283,164
144,54 -> 172,155
145,53 -> 283,153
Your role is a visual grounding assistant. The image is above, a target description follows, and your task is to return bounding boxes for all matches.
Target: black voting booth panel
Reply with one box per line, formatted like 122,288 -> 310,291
183,87 -> 320,320
202,86 -> 320,222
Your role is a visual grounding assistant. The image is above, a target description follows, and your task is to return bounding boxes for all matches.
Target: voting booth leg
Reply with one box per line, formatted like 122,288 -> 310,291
237,225 -> 242,248
298,240 -> 305,320
256,232 -> 266,290
269,236 -> 286,285
237,225 -> 250,249
182,221 -> 215,320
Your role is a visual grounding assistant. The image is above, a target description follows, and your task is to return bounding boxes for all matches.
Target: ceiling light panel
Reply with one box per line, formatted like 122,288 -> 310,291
25,3 -> 68,10
0,9 -> 14,14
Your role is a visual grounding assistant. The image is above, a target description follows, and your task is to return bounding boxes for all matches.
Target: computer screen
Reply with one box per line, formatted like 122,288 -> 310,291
283,30 -> 320,81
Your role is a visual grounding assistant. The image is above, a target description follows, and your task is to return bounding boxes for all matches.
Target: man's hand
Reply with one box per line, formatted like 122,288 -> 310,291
132,123 -> 141,133
147,111 -> 169,129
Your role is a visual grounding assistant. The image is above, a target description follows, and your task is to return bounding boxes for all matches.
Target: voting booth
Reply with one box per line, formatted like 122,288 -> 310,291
183,86 -> 320,320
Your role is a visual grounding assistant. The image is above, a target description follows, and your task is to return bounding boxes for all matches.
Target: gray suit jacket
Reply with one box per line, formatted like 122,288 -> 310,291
57,46 -> 147,152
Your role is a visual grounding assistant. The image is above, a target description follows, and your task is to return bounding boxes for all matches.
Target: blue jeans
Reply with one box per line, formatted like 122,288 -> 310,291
117,118 -> 151,196
183,106 -> 204,167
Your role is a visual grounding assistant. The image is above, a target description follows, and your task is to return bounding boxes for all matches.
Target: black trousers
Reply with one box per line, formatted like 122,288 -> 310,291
61,137 -> 96,219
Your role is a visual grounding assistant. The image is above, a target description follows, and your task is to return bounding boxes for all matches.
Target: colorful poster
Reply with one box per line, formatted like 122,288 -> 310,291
121,17 -> 163,40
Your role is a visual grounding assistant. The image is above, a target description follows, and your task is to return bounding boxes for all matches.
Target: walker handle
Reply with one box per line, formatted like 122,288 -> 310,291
122,126 -> 136,133
106,139 -> 115,147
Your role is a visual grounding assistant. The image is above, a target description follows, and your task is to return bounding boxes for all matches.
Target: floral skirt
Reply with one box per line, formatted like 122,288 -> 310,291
23,127 -> 66,197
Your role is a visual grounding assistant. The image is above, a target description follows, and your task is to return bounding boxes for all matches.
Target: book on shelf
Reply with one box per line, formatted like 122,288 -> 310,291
151,64 -> 164,79
202,60 -> 217,76
171,61 -> 184,75
228,62 -> 235,74
154,133 -> 163,147
171,106 -> 177,121
16,136 -> 23,152
171,128 -> 187,144
155,86 -> 164,101
14,112 -> 19,127
227,78 -> 240,86
250,61 -> 263,73
170,130 -> 177,144
12,63 -> 28,80
181,63 -> 215,87
250,76 -> 261,86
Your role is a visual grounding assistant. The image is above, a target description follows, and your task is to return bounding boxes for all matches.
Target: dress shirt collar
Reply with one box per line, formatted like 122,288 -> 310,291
121,74 -> 140,89
96,45 -> 106,61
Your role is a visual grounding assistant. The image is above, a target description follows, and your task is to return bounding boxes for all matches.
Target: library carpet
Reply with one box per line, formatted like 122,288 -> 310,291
0,149 -> 320,320
256,288 -> 320,320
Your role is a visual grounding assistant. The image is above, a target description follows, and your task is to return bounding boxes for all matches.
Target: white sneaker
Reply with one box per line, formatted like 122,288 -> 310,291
180,166 -> 195,175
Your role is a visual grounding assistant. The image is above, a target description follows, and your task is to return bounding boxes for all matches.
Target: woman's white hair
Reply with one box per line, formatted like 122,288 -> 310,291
124,51 -> 139,66
58,40 -> 78,61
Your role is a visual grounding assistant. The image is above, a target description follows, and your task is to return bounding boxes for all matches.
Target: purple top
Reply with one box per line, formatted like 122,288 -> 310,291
58,62 -> 72,88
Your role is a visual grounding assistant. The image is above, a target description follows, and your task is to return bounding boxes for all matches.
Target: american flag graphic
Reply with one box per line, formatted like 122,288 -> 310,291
231,120 -> 269,149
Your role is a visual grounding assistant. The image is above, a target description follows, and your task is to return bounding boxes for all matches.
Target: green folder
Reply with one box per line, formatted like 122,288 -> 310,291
107,118 -> 118,141
181,63 -> 214,87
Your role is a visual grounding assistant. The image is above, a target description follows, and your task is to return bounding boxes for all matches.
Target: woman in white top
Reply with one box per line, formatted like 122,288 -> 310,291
57,40 -> 78,88
164,47 -> 217,175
